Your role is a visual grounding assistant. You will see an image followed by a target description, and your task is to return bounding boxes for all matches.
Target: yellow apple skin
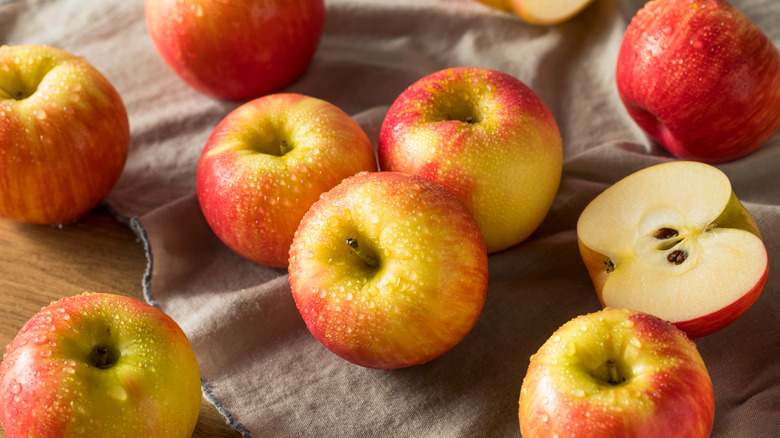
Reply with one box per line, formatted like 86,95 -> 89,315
577,162 -> 768,339
378,67 -> 562,253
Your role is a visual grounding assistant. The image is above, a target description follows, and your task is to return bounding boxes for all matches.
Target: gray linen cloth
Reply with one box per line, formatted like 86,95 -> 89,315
2,0 -> 779,436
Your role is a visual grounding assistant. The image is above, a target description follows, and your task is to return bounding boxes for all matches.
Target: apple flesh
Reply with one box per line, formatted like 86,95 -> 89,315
577,161 -> 768,339
0,44 -> 130,225
0,293 -> 201,437
378,67 -> 562,254
288,171 -> 488,369
197,93 -> 377,268
145,0 -> 324,100
511,0 -> 597,25
519,307 -> 715,437
616,0 -> 780,163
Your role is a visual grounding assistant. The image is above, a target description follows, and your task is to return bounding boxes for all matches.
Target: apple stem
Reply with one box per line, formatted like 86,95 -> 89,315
607,360 -> 620,385
279,140 -> 292,156
95,346 -> 111,369
346,237 -> 378,268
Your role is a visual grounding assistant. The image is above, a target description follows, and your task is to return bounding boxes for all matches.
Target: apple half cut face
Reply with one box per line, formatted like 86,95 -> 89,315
512,0 -> 596,25
577,161 -> 768,339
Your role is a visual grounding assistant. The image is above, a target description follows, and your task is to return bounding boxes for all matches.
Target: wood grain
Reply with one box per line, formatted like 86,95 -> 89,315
0,206 -> 241,438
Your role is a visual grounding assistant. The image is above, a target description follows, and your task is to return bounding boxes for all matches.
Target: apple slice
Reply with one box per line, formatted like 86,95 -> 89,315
577,161 -> 768,339
511,0 -> 596,25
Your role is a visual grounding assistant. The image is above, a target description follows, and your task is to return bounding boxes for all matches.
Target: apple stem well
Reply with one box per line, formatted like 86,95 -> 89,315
346,237 -> 378,268
90,345 -> 120,369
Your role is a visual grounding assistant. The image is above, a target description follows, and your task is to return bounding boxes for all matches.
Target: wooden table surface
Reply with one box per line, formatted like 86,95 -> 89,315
0,206 -> 241,438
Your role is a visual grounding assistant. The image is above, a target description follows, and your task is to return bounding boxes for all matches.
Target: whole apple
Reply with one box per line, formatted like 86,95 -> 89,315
145,0 -> 324,100
519,308 -> 715,438
0,44 -> 130,225
197,93 -> 377,268
616,0 -> 780,163
378,67 -> 562,254
289,171 -> 489,369
0,292 -> 201,437
577,161 -> 768,339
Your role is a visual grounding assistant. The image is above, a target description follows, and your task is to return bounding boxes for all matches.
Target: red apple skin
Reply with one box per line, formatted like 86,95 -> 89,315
0,293 -> 201,437
0,45 -> 130,225
616,0 -> 780,163
519,309 -> 714,438
145,0 -> 324,100
197,93 -> 377,268
289,171 -> 488,369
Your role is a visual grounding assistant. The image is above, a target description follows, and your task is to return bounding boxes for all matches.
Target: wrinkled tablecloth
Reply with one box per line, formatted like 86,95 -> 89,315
2,0 -> 779,436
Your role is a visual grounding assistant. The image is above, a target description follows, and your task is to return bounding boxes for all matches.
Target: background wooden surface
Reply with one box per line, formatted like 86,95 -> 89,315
0,206 -> 240,438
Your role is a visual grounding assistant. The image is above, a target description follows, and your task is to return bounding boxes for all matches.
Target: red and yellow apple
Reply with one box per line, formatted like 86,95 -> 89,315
616,0 -> 780,163
145,0 -> 324,100
197,93 -> 377,268
0,44 -> 130,225
0,293 -> 201,437
288,171 -> 488,369
577,161 -> 768,339
378,67 -> 562,253
519,307 -> 715,437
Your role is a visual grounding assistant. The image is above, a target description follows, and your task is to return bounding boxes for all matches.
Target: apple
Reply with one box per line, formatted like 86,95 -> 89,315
197,93 -> 377,268
475,0 -> 596,25
0,44 -> 130,225
475,0 -> 512,12
616,0 -> 780,163
577,161 -> 768,339
378,67 -> 562,254
0,292 -> 201,437
519,307 -> 715,437
288,171 -> 489,369
145,0 -> 324,100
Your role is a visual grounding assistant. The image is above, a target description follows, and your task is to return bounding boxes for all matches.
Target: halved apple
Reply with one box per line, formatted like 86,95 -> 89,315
577,161 -> 768,339
511,0 -> 596,25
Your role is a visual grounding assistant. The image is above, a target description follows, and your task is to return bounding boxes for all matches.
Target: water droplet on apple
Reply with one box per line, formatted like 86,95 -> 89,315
573,388 -> 586,398
622,319 -> 635,328
564,343 -> 576,357
40,349 -> 52,358
662,25 -> 674,35
34,110 -> 46,120
540,412 -> 549,422
11,382 -> 21,394
692,40 -> 704,49
630,337 -> 642,349
107,385 -> 128,401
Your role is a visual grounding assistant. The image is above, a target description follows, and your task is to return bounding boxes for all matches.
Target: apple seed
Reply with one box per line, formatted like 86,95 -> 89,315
654,227 -> 678,239
667,249 -> 687,265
